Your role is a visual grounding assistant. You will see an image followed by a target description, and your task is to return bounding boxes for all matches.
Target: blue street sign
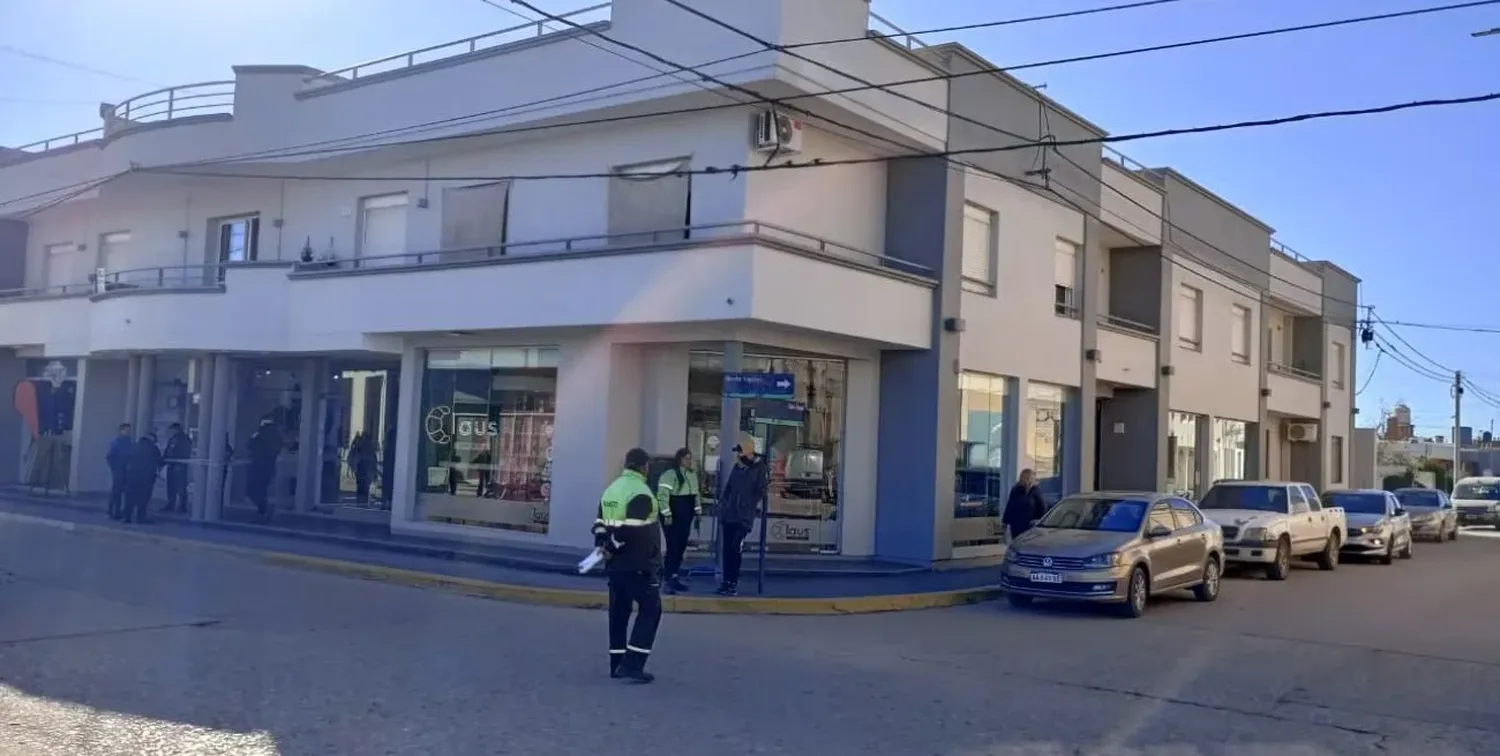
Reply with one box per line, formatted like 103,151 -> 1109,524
722,372 -> 795,400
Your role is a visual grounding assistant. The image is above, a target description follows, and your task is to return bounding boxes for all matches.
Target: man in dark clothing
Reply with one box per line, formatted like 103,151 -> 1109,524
123,432 -> 164,524
1002,468 -> 1048,542
106,423 -> 132,520
592,447 -> 663,683
246,418 -> 281,521
716,433 -> 769,597
162,423 -> 192,514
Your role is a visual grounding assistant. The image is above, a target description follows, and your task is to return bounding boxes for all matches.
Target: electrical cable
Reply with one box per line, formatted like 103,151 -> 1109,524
1356,350 -> 1383,396
0,45 -> 163,87
1372,311 -> 1453,375
801,0 -> 1195,49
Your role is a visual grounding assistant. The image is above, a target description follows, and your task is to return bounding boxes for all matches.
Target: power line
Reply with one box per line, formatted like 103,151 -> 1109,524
1378,319 -> 1500,334
0,45 -> 162,87
1356,350 -> 1383,396
1372,311 -> 1453,375
809,0 -> 1194,48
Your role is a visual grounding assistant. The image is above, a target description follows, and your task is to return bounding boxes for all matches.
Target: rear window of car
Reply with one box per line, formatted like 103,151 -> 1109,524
1395,489 -> 1442,508
1198,485 -> 1287,513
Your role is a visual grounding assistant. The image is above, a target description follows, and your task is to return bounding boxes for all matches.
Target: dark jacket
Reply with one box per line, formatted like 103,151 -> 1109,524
719,455 -> 769,525
248,425 -> 281,469
1002,483 -> 1047,528
106,436 -> 132,472
163,432 -> 192,463
125,438 -> 164,482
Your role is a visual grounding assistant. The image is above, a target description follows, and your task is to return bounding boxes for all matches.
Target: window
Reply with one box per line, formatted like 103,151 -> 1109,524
1167,412 -> 1202,497
96,231 -> 133,287
1027,382 -> 1073,505
1301,485 -> 1323,510
961,203 -> 996,293
1148,502 -> 1176,533
608,158 -> 691,245
1332,342 -> 1347,389
441,181 -> 511,259
358,193 -> 409,265
1169,499 -> 1203,529
956,371 -> 1012,547
214,215 -> 260,264
416,347 -> 559,534
1331,436 -> 1344,484
1053,238 -> 1079,317
43,242 -> 73,291
1231,304 -> 1251,363
1177,284 -> 1202,350
1210,418 -> 1247,482
1289,485 -> 1310,513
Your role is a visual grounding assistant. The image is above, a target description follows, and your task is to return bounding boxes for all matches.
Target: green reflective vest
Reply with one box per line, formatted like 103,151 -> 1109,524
599,469 -> 658,526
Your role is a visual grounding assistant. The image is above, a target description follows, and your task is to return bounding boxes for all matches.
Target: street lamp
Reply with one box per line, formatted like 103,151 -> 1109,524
1475,26 -> 1500,37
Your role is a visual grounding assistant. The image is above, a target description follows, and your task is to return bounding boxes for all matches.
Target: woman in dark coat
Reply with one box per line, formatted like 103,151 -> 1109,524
1001,468 -> 1047,541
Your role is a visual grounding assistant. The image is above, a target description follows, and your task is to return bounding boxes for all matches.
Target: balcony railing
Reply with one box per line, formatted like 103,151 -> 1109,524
1098,313 -> 1159,338
867,11 -> 933,50
109,81 -> 236,127
0,282 -> 95,300
90,264 -> 226,295
1271,239 -> 1312,264
1269,361 -> 1321,383
1103,146 -> 1151,174
15,128 -> 104,154
290,221 -> 936,279
302,3 -> 610,90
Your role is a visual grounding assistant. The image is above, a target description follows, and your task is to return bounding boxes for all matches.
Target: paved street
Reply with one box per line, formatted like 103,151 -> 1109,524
1,520 -> 1499,755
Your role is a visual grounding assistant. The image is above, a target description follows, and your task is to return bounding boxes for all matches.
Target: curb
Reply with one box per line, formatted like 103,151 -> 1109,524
0,509 -> 1002,615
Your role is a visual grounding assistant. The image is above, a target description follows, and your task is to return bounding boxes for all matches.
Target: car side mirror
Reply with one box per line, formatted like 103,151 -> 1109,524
1393,506 -> 1406,517
1147,524 -> 1172,539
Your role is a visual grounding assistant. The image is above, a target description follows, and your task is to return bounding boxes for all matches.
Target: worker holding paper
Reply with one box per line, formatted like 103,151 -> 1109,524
592,447 -> 664,684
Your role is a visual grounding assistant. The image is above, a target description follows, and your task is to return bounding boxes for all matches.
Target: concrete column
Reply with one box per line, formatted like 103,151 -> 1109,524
1154,250 -> 1175,490
639,345 -> 689,455
69,359 -> 131,494
716,341 -> 744,499
389,346 -> 423,524
123,356 -> 140,431
1077,216 -> 1101,492
1253,296 -> 1272,478
295,358 -> 324,512
134,354 -> 156,436
203,353 -> 232,521
1318,319 -> 1333,490
0,352 -> 24,486
191,355 -> 216,520
1197,416 -> 1215,497
839,358 -> 880,557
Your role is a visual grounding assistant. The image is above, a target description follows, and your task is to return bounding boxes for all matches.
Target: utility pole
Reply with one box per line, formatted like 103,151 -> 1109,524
1453,371 -> 1464,488
1474,26 -> 1499,37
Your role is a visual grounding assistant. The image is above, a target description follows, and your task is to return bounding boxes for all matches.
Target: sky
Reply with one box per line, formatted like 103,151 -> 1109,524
1,0 -> 1497,436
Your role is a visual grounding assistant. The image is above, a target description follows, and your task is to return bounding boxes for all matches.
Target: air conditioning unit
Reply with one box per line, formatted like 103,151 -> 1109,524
753,111 -> 804,154
1285,423 -> 1319,443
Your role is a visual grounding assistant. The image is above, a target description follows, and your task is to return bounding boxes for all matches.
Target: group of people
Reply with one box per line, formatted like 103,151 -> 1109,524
104,417 -> 286,524
592,432 -> 769,684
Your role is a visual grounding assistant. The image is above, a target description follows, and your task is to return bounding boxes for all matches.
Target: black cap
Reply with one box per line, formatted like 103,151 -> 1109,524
624,448 -> 651,470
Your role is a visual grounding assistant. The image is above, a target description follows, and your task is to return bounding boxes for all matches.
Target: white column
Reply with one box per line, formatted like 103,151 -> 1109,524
295,358 -> 324,512
639,345 -> 689,454
839,357 -> 880,557
203,354 -> 232,521
389,345 -> 424,524
191,355 -> 216,520
134,354 -> 156,436
123,356 -> 140,430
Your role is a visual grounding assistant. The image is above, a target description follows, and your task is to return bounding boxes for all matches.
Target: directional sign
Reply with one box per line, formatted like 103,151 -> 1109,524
723,372 -> 795,400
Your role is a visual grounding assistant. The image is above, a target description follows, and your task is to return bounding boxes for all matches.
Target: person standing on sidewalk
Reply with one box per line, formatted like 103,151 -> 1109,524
246,418 -> 281,522
716,433 -> 768,598
123,431 -> 164,524
161,423 -> 192,514
592,448 -> 664,684
106,423 -> 132,520
1002,469 -> 1047,543
655,447 -> 701,594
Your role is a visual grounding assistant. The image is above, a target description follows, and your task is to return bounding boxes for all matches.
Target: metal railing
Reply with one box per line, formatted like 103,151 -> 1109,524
867,11 -> 933,50
90,263 -> 226,294
1270,239 -> 1312,264
1269,361 -> 1322,383
16,128 -> 105,154
1103,146 -> 1151,174
291,220 -> 936,279
109,81 -> 236,126
302,3 -> 611,90
1098,313 -> 1159,337
0,282 -> 95,300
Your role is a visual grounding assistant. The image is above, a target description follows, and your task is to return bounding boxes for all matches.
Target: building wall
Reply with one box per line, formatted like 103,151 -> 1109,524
1167,255 -> 1260,422
743,124 -> 888,258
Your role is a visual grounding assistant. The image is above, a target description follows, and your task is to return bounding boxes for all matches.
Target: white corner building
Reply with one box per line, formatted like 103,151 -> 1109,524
0,0 -> 1361,565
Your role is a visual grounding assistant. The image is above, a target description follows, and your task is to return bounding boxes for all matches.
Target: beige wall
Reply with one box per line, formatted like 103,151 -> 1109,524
1166,254 -> 1261,422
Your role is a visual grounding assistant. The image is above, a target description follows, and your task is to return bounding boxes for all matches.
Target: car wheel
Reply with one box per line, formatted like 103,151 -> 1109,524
1448,525 -> 1459,541
1006,593 -> 1034,609
1400,536 -> 1414,560
1378,539 -> 1394,565
1314,532 -> 1340,571
1192,557 -> 1221,602
1265,538 -> 1292,581
1116,566 -> 1149,618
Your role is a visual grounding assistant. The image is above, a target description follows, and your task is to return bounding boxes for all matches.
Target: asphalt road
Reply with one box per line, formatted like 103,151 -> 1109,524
1,521 -> 1499,756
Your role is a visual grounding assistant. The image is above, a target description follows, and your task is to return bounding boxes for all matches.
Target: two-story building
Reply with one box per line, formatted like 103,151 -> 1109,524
0,0 -> 1359,566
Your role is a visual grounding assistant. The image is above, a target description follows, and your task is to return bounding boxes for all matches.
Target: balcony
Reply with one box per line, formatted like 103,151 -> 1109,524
103,81 -> 236,137
1096,314 -> 1158,389
1268,361 -> 1322,419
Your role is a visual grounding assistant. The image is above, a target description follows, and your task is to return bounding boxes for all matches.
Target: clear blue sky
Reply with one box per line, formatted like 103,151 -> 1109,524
3,0 -> 1497,435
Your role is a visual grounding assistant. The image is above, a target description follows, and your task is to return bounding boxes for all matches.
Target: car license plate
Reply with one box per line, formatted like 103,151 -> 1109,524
1028,571 -> 1063,584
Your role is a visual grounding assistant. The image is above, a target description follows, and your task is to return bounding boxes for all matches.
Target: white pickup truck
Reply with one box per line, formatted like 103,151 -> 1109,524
1197,480 -> 1347,580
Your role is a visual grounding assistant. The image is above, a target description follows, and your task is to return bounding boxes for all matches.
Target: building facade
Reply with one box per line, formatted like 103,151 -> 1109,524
0,0 -> 1360,565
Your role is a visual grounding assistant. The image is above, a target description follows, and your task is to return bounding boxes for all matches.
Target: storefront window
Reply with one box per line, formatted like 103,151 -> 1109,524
955,372 -> 1011,547
686,350 -> 845,554
1168,412 -> 1203,498
1026,382 -> 1072,506
1211,418 -> 1247,483
416,347 -> 558,534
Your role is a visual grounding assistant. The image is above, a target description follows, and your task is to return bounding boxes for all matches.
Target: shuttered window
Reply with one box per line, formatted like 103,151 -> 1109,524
961,203 -> 995,293
441,181 -> 511,259
608,159 -> 691,245
1053,238 -> 1079,317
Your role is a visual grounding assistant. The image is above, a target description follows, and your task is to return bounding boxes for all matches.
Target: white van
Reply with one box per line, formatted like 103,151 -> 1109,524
1450,476 -> 1500,529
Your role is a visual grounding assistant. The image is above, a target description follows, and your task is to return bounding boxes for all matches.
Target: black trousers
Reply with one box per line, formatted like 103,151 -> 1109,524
720,522 -> 751,586
124,477 -> 155,522
607,570 -> 662,674
247,465 -> 273,515
165,465 -> 189,512
107,468 -> 127,518
661,499 -> 696,578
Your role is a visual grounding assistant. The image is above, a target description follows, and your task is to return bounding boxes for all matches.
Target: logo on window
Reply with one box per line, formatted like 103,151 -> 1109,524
424,405 -> 454,444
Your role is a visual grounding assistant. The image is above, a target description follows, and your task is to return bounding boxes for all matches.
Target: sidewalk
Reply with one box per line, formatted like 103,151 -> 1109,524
0,492 -> 1002,615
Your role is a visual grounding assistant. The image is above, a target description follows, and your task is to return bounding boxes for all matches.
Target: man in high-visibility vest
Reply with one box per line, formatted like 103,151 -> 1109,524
593,447 -> 664,683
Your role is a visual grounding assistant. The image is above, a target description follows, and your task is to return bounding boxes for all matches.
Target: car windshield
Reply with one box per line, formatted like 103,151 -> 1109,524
1452,482 -> 1500,501
1036,497 -> 1148,533
1395,489 -> 1442,508
1324,492 -> 1388,515
1197,485 -> 1287,513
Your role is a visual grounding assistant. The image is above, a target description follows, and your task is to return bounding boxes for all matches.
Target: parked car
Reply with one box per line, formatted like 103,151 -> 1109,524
1197,480 -> 1346,580
1000,492 -> 1224,619
1392,487 -> 1458,542
1450,476 -> 1500,529
1322,489 -> 1413,564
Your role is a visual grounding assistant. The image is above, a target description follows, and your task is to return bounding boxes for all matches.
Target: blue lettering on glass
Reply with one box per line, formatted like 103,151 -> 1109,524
722,372 -> 796,400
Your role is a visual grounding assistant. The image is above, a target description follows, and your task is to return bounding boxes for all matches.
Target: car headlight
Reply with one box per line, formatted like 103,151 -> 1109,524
1004,548 -> 1019,562
1081,552 -> 1122,569
1241,527 -> 1273,543
1349,526 -> 1366,536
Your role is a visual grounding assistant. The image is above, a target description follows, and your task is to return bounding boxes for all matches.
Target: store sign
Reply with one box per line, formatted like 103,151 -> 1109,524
423,406 -> 517,444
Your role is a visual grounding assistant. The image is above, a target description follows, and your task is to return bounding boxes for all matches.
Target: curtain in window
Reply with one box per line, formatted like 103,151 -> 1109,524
607,159 -> 690,245
441,182 -> 511,263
